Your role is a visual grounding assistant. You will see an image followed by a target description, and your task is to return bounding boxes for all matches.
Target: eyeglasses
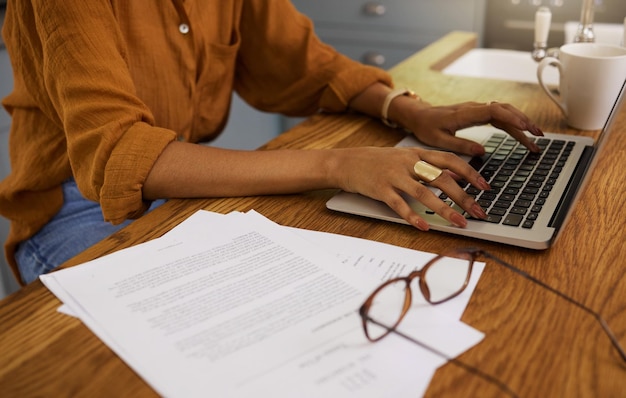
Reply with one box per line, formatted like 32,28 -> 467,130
358,247 -> 626,397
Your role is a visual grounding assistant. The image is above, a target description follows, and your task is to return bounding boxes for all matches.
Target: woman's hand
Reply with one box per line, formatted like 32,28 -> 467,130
330,145 -> 490,231
391,98 -> 544,155
348,83 -> 544,156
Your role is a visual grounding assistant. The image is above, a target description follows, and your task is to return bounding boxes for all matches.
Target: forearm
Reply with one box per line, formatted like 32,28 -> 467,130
347,82 -> 430,127
143,129 -> 491,232
143,82 -> 423,201
143,141 -> 342,199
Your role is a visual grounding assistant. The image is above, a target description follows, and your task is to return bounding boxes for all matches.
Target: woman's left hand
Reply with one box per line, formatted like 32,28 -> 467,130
393,99 -> 544,156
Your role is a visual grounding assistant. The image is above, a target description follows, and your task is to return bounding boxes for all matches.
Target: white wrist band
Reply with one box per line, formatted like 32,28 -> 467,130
381,88 -> 419,128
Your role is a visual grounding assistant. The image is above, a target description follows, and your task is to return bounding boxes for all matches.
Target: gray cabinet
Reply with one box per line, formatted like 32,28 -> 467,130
292,0 -> 486,69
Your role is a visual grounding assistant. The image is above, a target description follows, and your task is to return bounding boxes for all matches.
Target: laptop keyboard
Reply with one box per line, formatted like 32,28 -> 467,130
438,133 -> 575,228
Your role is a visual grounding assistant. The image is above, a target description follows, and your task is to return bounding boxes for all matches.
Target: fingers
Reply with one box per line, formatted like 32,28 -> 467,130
417,102 -> 544,154
383,192 -> 433,231
384,151 -> 489,230
388,171 -> 485,230
339,146 -> 493,232
485,102 -> 543,152
417,151 -> 489,218
417,149 -> 487,188
456,101 -> 543,135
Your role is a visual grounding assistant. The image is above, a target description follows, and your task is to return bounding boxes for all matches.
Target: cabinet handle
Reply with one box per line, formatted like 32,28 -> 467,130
362,51 -> 386,67
363,2 -> 386,16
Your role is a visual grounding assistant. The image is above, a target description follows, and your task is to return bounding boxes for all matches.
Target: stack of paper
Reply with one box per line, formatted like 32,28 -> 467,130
41,210 -> 486,397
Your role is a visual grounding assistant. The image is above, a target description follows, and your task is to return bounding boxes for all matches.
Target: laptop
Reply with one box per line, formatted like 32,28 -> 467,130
326,79 -> 625,250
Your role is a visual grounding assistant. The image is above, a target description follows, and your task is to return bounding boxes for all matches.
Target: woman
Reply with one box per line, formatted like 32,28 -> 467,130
0,1 -> 542,284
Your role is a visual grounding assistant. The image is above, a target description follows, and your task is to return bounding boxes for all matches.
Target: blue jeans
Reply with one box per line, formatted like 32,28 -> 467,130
15,179 -> 164,284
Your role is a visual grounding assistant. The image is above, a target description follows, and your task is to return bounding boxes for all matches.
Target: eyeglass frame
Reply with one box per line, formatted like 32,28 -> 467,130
358,248 -> 474,342
357,247 -> 626,396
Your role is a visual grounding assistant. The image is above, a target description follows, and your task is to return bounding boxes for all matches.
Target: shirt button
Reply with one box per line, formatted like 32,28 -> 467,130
179,23 -> 190,34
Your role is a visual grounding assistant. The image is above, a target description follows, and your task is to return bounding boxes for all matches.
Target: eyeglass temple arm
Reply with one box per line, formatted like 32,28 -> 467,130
481,251 -> 626,362
365,316 -> 518,397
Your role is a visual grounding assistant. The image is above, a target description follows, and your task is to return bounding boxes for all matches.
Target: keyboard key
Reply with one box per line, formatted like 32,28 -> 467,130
466,187 -> 481,195
494,200 -> 512,209
489,208 -> 507,216
484,214 -> 503,223
479,192 -> 497,201
503,214 -> 524,226
481,170 -> 495,179
494,175 -> 510,182
507,182 -> 524,189
510,207 -> 528,215
478,199 -> 492,208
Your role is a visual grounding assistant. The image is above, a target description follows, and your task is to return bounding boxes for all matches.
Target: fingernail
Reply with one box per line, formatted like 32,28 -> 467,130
471,204 -> 488,219
416,219 -> 430,231
477,177 -> 491,190
450,212 -> 468,228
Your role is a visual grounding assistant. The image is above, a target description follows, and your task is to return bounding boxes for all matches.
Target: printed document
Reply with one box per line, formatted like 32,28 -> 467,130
41,210 -> 486,397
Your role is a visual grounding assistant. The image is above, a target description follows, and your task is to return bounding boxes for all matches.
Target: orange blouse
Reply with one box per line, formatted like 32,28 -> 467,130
0,0 -> 391,280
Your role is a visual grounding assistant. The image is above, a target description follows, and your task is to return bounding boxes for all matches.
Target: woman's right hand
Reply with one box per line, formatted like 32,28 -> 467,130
329,145 -> 489,230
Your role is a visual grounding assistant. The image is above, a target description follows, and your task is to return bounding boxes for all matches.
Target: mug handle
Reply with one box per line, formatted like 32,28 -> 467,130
537,57 -> 567,116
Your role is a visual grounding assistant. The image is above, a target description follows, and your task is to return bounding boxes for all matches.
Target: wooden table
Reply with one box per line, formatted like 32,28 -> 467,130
1,32 -> 625,397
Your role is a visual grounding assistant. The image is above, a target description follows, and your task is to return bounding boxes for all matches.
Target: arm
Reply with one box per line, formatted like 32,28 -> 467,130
143,137 -> 490,232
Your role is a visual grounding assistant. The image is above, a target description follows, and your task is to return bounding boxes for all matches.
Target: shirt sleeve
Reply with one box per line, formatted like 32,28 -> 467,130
234,0 -> 393,116
13,1 -> 177,224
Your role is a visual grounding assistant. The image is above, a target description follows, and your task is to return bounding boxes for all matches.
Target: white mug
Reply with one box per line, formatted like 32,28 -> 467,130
537,43 -> 626,130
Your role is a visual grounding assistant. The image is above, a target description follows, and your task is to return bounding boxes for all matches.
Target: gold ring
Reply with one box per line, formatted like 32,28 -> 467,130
413,160 -> 443,183
487,100 -> 498,105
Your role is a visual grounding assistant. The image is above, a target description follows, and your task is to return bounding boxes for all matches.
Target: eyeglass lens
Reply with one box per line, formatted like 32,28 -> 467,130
364,254 -> 472,341
422,255 -> 472,303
